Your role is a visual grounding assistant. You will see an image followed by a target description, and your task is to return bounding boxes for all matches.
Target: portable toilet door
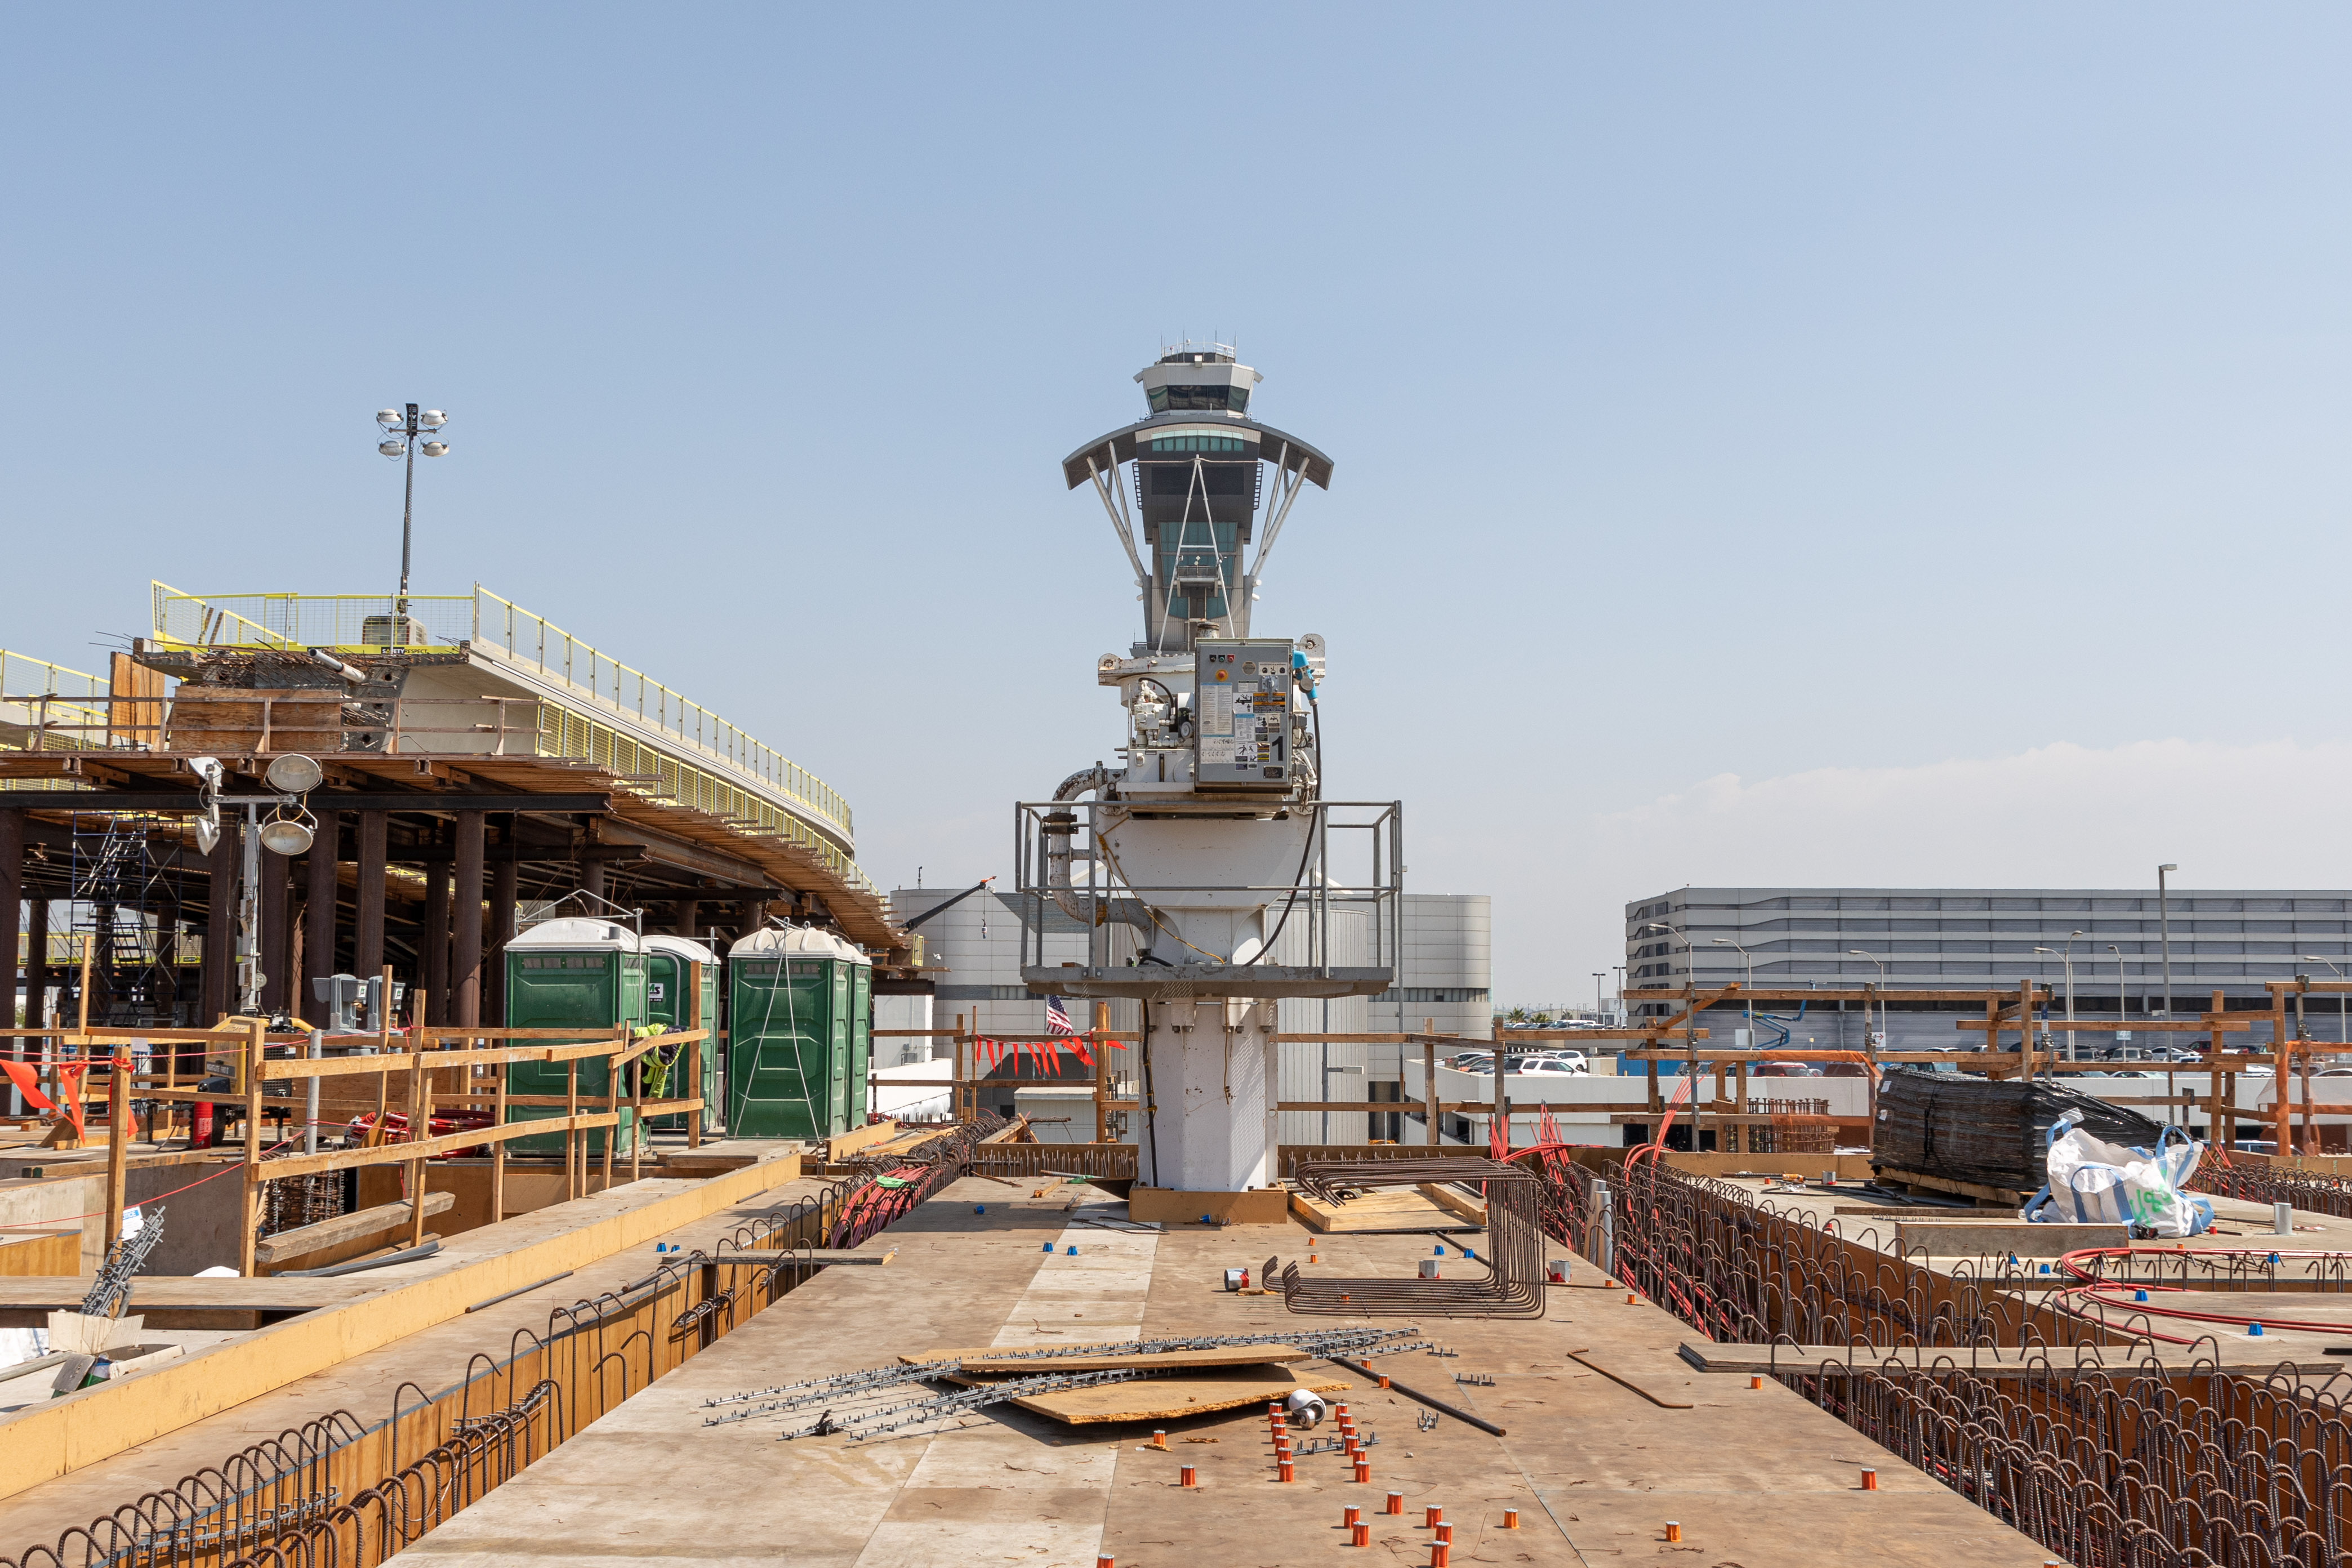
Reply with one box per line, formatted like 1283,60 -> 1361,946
502,917 -> 649,1159
846,946 -> 872,1126
641,934 -> 720,1134
824,936 -> 853,1135
727,927 -> 843,1139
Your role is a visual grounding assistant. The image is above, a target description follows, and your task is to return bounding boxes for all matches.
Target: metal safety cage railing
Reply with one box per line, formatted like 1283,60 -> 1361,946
144,583 -> 854,848
150,583 -> 476,652
0,649 -> 121,765
1010,797 -> 1402,980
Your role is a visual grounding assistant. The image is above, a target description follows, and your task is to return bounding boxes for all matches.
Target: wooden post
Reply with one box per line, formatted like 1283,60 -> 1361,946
0,810 -> 19,1043
407,1044 -> 431,1249
2019,978 -> 2035,1082
630,1036 -> 644,1183
954,1011 -> 967,1122
2213,990 -> 2231,1147
239,1017 -> 265,1276
566,1057 -> 580,1200
1735,1058 -> 1749,1155
683,961 -> 705,1148
602,1026 -> 620,1196
491,1063 -> 509,1224
354,812 -> 388,982
103,1048 -> 130,1252
2275,984 -> 2293,1157
1092,1000 -> 1109,1144
1491,1019 -> 1508,1153
1863,983 -> 1879,1146
2298,986 -> 2316,1157
1422,1019 -> 1437,1148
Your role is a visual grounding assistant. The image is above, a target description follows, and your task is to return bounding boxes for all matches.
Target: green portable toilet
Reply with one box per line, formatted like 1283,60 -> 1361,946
502,917 -> 649,1157
726,926 -> 858,1139
846,948 -> 872,1128
642,933 -> 721,1133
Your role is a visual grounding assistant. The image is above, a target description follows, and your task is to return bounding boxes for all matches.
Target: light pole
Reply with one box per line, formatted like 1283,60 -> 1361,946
2301,956 -> 2349,1047
1641,923 -> 1697,1064
1592,972 -> 1605,1022
375,403 -> 451,630
2155,863 -> 2177,1017
2106,943 -> 2131,1054
1711,938 -> 1756,1046
2033,930 -> 2084,1060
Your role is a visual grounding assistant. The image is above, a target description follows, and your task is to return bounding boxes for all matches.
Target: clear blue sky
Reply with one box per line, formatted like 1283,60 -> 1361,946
6,8 -> 2349,1003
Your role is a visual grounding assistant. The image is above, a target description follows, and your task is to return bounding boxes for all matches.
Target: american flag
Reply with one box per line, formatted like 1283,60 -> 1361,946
1045,996 -> 1075,1035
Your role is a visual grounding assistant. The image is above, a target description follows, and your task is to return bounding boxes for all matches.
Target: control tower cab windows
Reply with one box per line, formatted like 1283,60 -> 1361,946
1146,384 -> 1251,415
1145,434 -> 1249,454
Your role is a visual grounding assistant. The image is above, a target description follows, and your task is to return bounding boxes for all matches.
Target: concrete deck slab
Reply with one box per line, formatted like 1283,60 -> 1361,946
399,1178 -> 2057,1567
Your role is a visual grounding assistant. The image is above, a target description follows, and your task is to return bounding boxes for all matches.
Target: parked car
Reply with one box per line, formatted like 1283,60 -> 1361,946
1753,1061 -> 1823,1078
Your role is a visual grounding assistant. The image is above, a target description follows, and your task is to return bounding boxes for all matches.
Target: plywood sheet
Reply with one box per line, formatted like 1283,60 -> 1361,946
1288,1185 -> 1475,1234
1003,1366 -> 1350,1425
905,1344 -> 1305,1374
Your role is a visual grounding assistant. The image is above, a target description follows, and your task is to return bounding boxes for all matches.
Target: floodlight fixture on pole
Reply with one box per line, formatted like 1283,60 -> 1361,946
375,402 -> 452,627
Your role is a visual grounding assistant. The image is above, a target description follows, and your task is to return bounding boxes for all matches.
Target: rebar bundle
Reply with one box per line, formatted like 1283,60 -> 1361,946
1281,1159 -> 1545,1318
79,1206 -> 166,1320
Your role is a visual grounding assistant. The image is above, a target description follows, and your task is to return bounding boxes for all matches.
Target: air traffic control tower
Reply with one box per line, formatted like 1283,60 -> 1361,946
1022,347 -> 1397,1201
1061,346 -> 1335,657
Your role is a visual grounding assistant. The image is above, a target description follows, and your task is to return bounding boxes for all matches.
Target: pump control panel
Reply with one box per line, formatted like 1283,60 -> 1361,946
1194,638 -> 1295,791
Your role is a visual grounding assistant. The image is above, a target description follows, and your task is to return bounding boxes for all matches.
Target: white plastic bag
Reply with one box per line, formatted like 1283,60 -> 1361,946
2021,1114 -> 2213,1237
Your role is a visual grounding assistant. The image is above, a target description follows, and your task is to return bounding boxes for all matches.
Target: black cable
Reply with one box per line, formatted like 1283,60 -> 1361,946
1249,692 -> 1324,967
1139,996 -> 1160,1188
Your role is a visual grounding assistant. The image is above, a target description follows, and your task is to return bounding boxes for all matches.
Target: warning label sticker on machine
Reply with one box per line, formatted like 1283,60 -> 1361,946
1201,689 -> 1232,736
1201,737 -> 1236,764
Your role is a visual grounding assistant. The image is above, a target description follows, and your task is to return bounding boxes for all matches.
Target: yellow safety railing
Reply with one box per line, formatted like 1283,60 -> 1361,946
147,583 -> 853,845
471,587 -> 850,841
531,705 -> 879,901
0,649 -> 119,769
150,583 -> 474,652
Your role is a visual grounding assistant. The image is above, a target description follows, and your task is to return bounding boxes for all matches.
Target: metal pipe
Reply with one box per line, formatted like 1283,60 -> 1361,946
305,1029 -> 321,1155
1323,1356 -> 1505,1436
277,1240 -> 440,1277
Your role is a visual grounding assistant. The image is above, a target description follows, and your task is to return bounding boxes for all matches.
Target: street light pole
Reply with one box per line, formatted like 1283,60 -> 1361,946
2156,863 -> 2178,1017
1592,971 -> 1605,1022
376,404 -> 451,632
2034,931 -> 2083,1061
1847,950 -> 1889,1057
1710,938 -> 1755,1040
